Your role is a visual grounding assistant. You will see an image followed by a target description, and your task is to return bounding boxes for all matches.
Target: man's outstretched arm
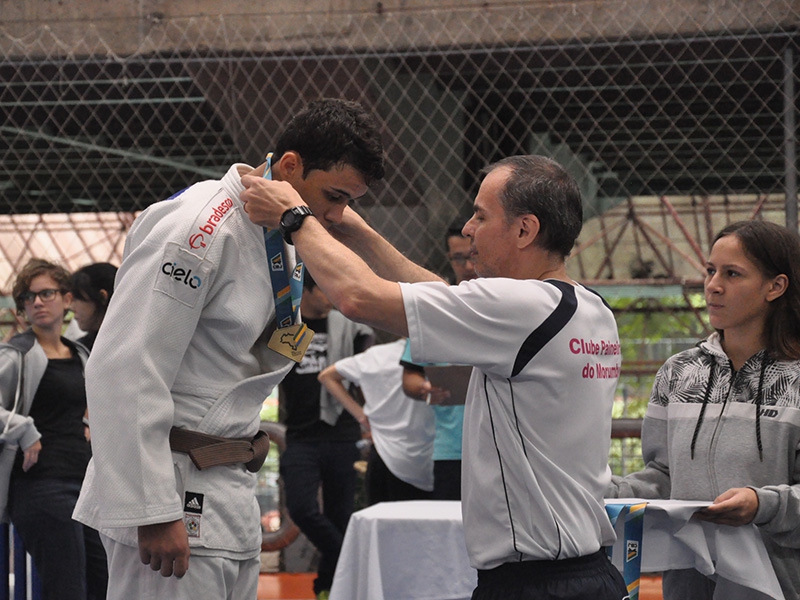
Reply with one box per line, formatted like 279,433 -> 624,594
241,176 -> 442,336
331,205 -> 446,285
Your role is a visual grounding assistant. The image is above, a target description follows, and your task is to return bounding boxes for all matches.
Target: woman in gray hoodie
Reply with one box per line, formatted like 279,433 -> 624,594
0,259 -> 107,599
608,220 -> 800,600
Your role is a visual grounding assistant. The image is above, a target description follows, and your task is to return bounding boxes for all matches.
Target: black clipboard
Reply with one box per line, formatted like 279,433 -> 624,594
425,365 -> 472,405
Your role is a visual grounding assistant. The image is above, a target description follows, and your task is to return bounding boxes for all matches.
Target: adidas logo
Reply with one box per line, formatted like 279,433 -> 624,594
184,492 -> 204,513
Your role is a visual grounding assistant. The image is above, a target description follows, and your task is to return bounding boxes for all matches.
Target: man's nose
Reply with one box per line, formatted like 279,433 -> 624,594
326,204 -> 347,225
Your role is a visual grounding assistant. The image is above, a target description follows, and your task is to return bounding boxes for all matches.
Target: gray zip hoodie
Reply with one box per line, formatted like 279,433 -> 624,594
608,333 -> 800,600
0,329 -> 89,451
0,329 -> 89,522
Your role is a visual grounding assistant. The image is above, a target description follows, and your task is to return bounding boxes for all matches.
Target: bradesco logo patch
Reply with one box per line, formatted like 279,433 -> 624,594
155,243 -> 213,308
187,191 -> 235,253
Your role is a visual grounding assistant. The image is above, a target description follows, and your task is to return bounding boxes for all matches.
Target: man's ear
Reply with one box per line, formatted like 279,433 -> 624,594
276,151 -> 304,180
516,214 -> 540,249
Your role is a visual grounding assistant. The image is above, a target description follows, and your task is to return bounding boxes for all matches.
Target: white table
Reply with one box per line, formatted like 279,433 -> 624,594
330,499 -> 784,600
330,501 -> 476,600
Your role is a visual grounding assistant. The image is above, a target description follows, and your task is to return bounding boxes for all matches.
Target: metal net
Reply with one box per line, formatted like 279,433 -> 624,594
1,2 -> 798,471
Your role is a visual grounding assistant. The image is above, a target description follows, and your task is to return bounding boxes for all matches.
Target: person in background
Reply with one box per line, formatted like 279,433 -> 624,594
279,274 -> 374,600
318,338 -> 435,505
401,220 -> 475,500
608,220 -> 800,600
70,262 -> 118,350
0,259 -> 107,600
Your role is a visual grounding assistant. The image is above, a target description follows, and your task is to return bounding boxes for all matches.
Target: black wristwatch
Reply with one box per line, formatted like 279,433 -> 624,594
279,206 -> 314,245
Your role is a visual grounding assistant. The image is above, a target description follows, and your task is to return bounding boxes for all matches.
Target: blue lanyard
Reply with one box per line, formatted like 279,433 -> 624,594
605,501 -> 647,600
262,153 -> 304,328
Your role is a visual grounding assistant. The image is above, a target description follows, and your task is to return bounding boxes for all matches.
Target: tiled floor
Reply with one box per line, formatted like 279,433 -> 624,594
258,573 -> 316,600
640,574 -> 664,599
257,572 -> 664,600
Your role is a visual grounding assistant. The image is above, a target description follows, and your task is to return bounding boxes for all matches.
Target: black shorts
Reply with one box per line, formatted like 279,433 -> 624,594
472,550 -> 628,600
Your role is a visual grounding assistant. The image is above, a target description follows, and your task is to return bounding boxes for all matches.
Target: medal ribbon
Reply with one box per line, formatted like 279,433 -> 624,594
262,153 -> 304,328
605,501 -> 647,600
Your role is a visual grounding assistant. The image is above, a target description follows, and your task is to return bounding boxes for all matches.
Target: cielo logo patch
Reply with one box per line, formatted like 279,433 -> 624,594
155,242 -> 212,308
161,261 -> 203,289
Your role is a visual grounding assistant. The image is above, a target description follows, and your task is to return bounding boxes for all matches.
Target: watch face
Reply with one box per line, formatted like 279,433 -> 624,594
282,211 -> 299,228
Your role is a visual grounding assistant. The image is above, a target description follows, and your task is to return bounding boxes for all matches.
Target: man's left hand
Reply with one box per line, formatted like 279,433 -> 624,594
240,175 -> 305,228
693,487 -> 759,526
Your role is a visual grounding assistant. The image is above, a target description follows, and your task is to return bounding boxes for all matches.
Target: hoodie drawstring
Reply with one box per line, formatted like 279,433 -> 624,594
690,363 -> 715,460
755,356 -> 767,461
690,354 -> 767,462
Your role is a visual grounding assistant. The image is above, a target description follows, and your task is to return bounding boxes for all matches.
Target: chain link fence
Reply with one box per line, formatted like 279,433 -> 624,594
1,2 -> 798,472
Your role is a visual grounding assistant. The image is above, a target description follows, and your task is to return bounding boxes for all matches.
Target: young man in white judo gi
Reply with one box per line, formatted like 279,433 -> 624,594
73,98 -> 385,600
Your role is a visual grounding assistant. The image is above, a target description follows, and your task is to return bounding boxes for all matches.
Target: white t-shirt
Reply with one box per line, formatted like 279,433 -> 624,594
334,339 -> 436,491
401,277 -> 620,569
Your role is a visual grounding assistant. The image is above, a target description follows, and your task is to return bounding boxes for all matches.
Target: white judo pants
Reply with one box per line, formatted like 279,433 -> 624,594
101,534 -> 260,600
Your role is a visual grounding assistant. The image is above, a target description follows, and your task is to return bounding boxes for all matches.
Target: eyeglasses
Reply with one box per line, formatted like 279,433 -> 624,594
17,289 -> 61,306
448,254 -> 473,266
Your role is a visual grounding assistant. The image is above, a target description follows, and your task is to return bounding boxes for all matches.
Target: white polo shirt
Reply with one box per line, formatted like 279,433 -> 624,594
401,277 -> 620,570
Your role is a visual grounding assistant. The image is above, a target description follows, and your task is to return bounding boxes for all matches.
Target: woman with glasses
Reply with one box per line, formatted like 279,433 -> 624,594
0,258 -> 107,600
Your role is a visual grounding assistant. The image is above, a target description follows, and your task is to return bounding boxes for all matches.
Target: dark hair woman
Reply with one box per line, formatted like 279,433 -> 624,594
70,262 -> 117,349
608,220 -> 800,600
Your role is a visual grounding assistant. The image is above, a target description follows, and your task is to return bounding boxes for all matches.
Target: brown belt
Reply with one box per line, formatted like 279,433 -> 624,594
169,427 -> 270,473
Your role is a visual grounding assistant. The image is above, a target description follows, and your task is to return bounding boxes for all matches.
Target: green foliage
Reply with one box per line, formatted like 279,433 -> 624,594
260,388 -> 280,422
610,294 -> 708,353
606,293 -> 709,475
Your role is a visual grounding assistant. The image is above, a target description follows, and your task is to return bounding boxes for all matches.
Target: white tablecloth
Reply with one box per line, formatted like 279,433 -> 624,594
330,499 -> 784,600
330,501 -> 476,600
606,499 -> 784,600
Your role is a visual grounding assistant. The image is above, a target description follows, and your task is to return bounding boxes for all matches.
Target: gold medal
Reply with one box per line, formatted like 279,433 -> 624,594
267,322 -> 314,363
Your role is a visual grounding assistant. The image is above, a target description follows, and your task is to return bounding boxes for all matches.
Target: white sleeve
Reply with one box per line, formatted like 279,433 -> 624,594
333,353 -> 365,386
401,279 -> 561,378
85,214 -> 218,528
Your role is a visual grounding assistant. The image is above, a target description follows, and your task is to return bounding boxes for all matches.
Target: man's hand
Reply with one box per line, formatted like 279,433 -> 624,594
403,375 -> 450,405
693,487 -> 759,526
240,175 -> 305,229
22,440 -> 41,472
138,520 -> 190,578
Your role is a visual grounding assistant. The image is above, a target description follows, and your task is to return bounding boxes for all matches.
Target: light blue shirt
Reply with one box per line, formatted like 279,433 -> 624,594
400,340 -> 463,461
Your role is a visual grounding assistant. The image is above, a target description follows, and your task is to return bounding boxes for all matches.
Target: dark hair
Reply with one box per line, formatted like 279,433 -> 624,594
70,262 -> 118,317
479,155 -> 583,257
444,218 -> 467,249
274,98 -> 386,186
713,220 -> 800,360
12,258 -> 72,314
